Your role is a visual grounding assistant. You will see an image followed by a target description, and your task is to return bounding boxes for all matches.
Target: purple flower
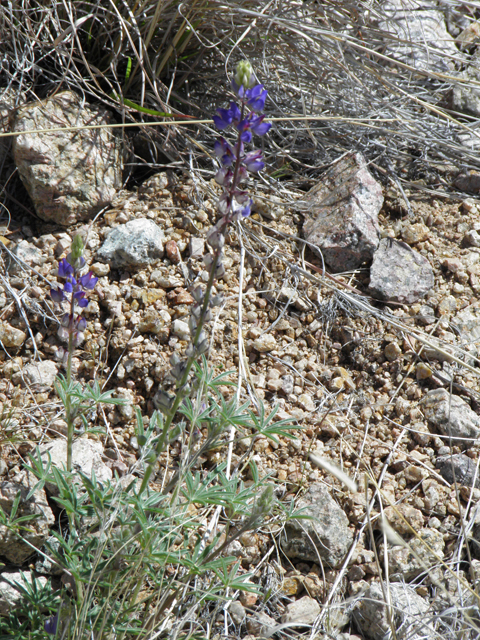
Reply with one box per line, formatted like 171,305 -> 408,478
57,258 -> 74,279
44,614 -> 58,635
250,114 -> 271,136
243,150 -> 265,173
240,199 -> 252,217
213,102 -> 241,130
78,271 -> 98,290
50,288 -> 64,303
246,85 -> 268,111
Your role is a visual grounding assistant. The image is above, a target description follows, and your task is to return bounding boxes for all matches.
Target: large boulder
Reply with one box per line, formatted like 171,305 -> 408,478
13,91 -> 121,225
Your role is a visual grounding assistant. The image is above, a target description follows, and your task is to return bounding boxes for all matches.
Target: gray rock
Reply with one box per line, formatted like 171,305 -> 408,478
0,321 -> 26,348
452,52 -> 480,118
97,218 -> 164,268
39,438 -> 112,495
138,172 -> 170,194
0,571 -> 48,615
302,152 -> 382,273
229,600 -> 246,625
383,528 -> 445,581
172,319 -> 190,340
280,482 -> 353,568
13,91 -> 121,226
380,6 -> 459,72
354,582 -> 433,640
253,334 -> 277,353
0,479 -> 54,564
420,388 -> 480,447
246,611 -> 277,637
34,535 -> 64,576
436,453 -> 480,488
281,596 -> 320,627
455,170 -> 480,194
417,305 -> 436,326
369,239 -> 434,304
8,239 -> 46,275
453,302 -> 480,364
17,360 -> 58,390
189,237 -> 205,259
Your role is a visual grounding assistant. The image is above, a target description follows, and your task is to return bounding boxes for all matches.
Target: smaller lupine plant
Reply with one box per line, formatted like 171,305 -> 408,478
50,234 -> 98,356
49,234 -> 103,474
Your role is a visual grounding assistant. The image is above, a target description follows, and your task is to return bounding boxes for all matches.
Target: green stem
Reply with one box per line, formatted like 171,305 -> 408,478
138,253 -> 219,495
66,295 -> 75,474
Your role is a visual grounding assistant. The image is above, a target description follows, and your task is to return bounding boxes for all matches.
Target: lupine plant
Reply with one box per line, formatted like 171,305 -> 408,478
142,59 -> 272,492
1,62 -> 301,639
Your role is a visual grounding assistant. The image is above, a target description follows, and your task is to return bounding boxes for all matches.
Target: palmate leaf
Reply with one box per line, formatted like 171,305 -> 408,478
247,402 -> 299,443
193,356 -> 237,390
211,561 -> 260,593
182,466 -> 237,508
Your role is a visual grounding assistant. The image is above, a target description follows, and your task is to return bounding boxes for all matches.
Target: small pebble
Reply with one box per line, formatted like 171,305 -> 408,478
165,239 -> 181,264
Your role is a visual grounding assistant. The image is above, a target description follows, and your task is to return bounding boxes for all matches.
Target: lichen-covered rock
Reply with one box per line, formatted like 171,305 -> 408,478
280,482 -> 353,568
97,218 -> 164,268
421,388 -> 480,447
382,528 -> 445,581
452,52 -> 480,118
380,5 -> 459,73
13,91 -> 121,225
369,238 -> 434,304
302,152 -> 382,272
0,480 -> 54,564
354,581 -> 432,640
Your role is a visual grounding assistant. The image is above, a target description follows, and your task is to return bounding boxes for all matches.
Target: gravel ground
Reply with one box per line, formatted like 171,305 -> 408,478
2,164 -> 480,636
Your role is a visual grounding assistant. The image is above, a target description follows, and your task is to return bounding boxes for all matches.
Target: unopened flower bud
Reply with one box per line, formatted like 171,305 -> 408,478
154,389 -> 175,414
192,286 -> 204,303
206,225 -> 225,250
234,60 -> 255,90
210,294 -> 223,307
196,339 -> 209,355
73,331 -> 85,347
189,315 -> 198,334
170,352 -> 182,367
58,326 -> 69,342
